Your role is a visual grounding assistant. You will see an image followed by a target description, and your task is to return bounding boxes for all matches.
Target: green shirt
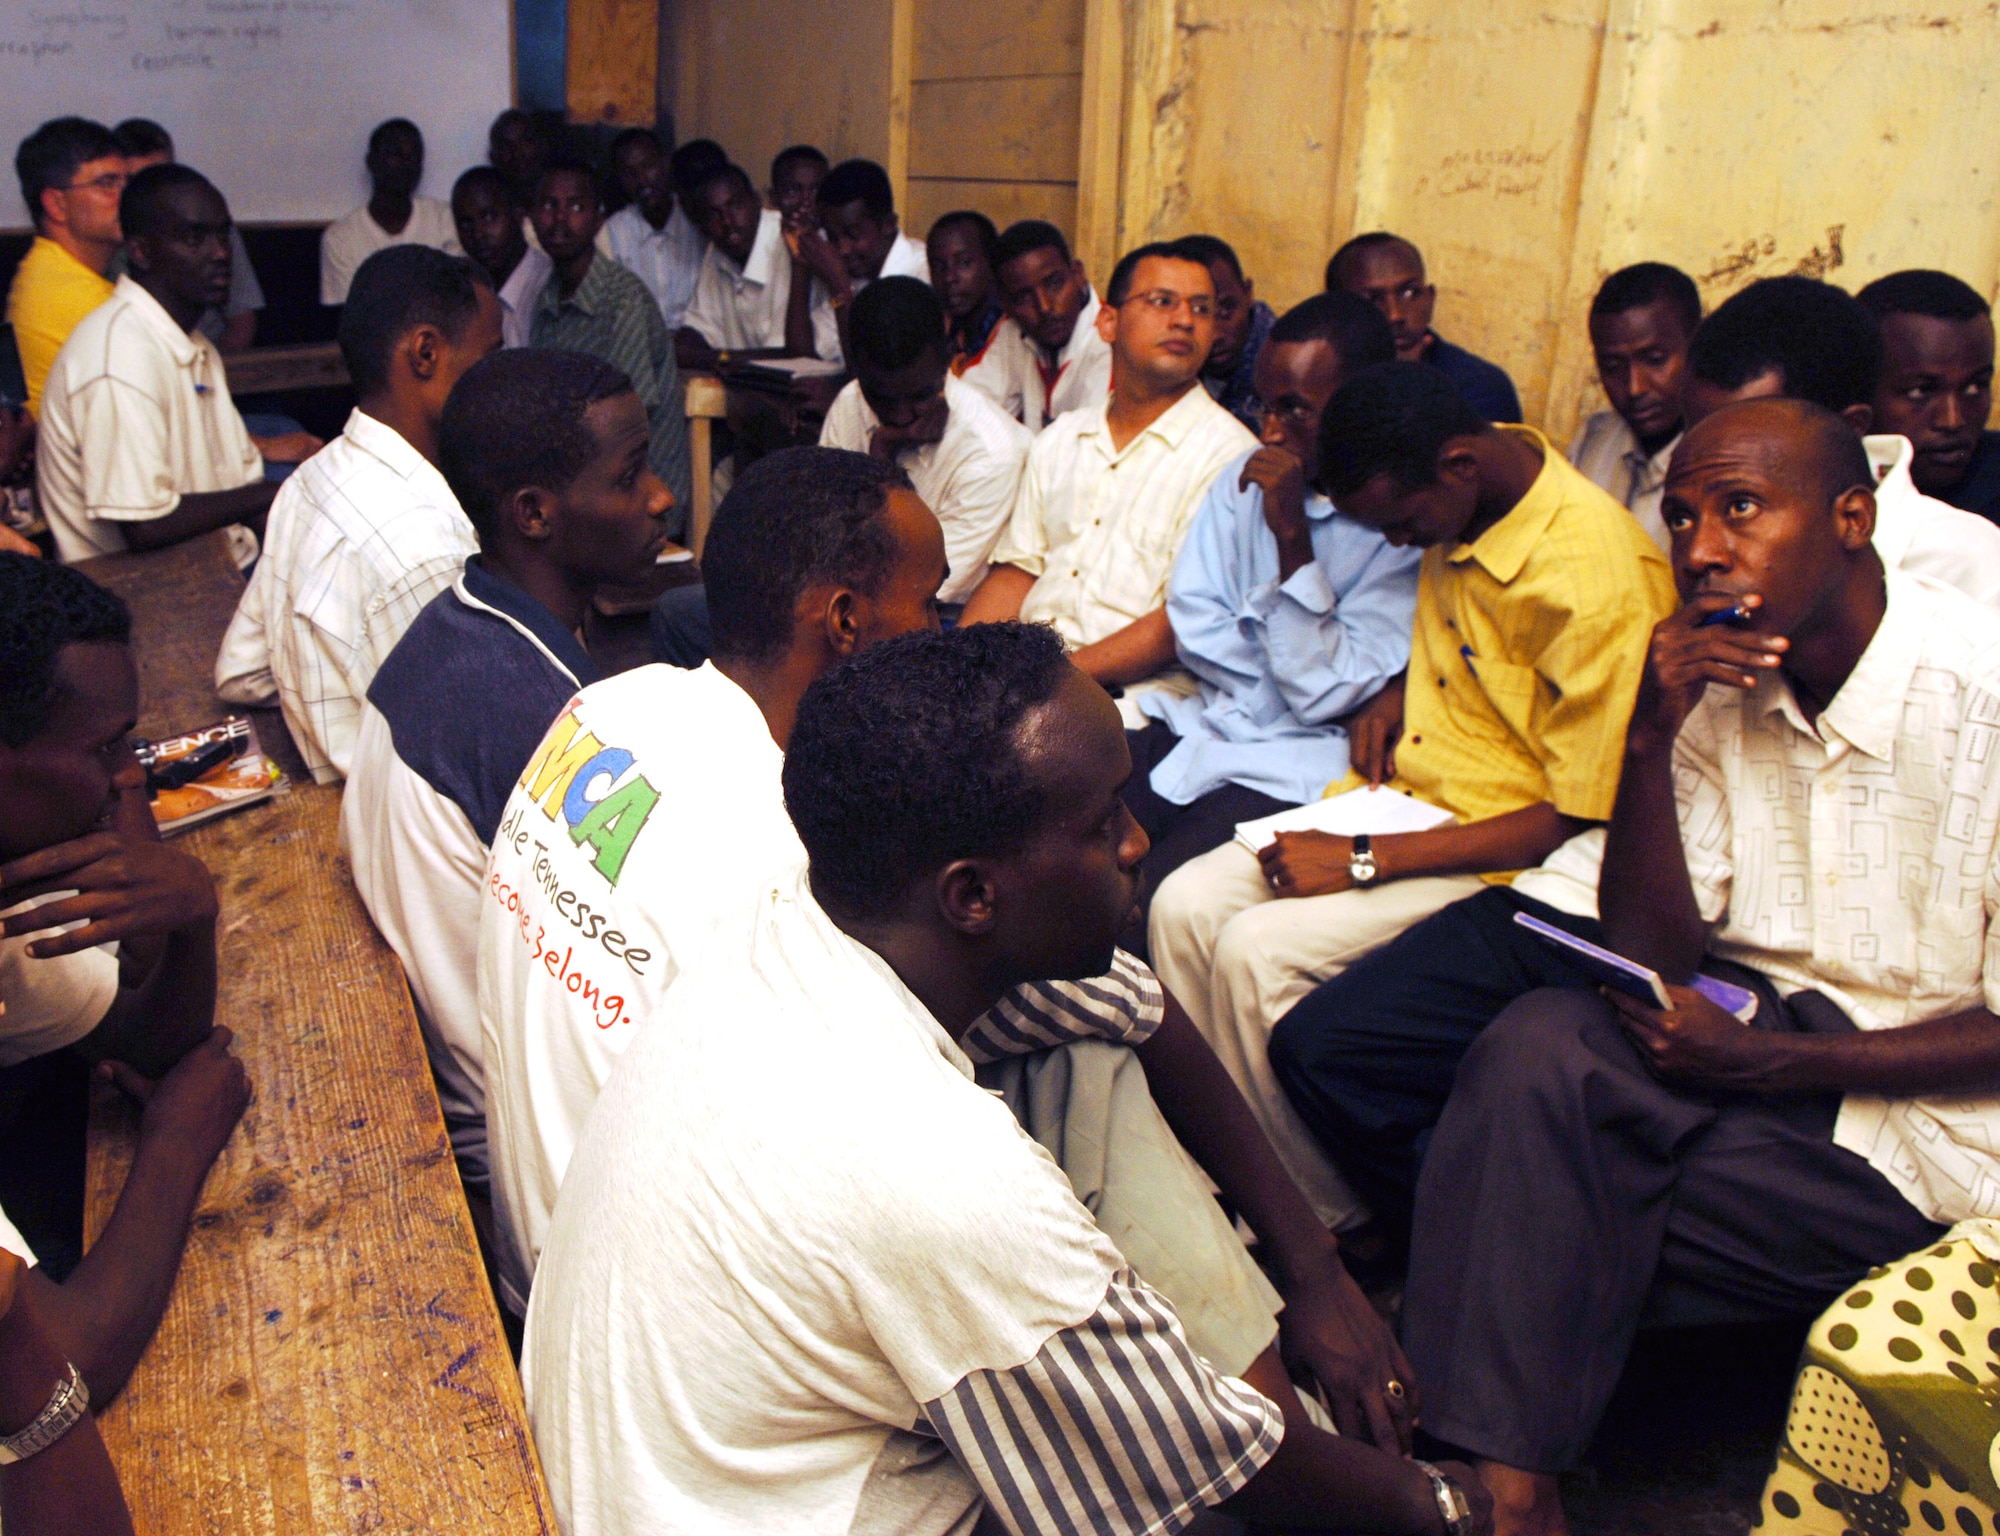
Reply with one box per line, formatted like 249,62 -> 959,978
531,251 -> 693,523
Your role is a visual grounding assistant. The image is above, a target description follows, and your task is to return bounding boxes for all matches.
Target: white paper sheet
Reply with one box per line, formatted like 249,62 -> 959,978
1233,785 -> 1455,854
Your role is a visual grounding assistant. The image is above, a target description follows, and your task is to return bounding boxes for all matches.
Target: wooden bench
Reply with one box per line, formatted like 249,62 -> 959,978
74,532 -> 552,1535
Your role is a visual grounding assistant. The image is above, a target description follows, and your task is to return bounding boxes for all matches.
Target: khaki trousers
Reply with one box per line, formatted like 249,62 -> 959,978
1148,839 -> 1485,1229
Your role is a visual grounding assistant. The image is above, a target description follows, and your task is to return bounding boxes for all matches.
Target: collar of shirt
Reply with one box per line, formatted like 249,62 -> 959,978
456,556 -> 600,689
1629,430 -> 1679,495
1865,433 -> 1926,568
1059,289 -> 1104,368
1753,568 -> 1923,763
499,246 -> 554,309
1074,379 -> 1217,464
717,208 -> 785,288
341,406 -> 440,483
111,274 -> 203,369
1447,424 -> 1566,583
536,250 -> 615,320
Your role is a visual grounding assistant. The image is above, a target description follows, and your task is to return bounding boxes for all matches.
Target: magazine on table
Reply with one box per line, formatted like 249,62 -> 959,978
136,715 -> 285,836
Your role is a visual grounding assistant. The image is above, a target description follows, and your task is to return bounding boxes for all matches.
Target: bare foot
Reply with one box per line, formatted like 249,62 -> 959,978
1477,1462 -> 1569,1536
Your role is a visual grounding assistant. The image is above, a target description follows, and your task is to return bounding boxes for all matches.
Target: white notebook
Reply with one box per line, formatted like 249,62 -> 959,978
1234,785 -> 1455,854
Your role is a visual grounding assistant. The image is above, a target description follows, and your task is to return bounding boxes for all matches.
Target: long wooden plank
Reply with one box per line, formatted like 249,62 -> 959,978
77,535 -> 551,1535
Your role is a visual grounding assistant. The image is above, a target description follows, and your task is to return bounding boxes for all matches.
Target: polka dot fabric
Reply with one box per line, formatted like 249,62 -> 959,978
1756,1236 -> 2000,1534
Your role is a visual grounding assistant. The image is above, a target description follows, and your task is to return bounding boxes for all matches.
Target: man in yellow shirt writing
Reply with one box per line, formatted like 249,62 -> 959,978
8,119 -> 124,418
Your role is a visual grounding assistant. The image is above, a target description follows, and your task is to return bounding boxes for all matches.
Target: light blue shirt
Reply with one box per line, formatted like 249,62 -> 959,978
603,202 -> 707,331
1138,451 -> 1422,805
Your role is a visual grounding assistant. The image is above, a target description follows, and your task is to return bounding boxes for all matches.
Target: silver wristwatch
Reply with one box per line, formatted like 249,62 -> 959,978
0,1361 -> 89,1465
1349,832 -> 1379,885
1413,1459 -> 1475,1536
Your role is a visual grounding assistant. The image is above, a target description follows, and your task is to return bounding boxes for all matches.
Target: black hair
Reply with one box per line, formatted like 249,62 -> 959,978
119,163 -> 215,242
1177,233 -> 1244,283
1590,262 -> 1702,336
111,118 -> 173,161
686,161 -> 754,206
848,276 -> 947,374
1316,361 -> 1490,497
368,118 -> 422,157
1325,231 -> 1422,291
670,138 -> 729,196
438,349 -> 635,544
1856,269 -> 1992,324
927,210 -> 998,259
1267,291 -> 1397,371
783,622 -> 1073,919
770,144 -> 830,183
816,159 -> 895,219
451,165 -> 519,210
1688,276 -> 1881,412
993,219 -> 1072,273
702,447 -> 913,665
0,554 -> 131,747
489,108 -> 556,148
536,155 -> 602,208
610,127 -> 663,161
339,245 -> 487,398
1105,237 -> 1218,307
15,117 -> 120,232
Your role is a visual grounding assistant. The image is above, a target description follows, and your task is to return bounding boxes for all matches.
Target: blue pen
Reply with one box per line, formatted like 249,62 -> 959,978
1698,606 -> 1748,629
1459,642 -> 1477,676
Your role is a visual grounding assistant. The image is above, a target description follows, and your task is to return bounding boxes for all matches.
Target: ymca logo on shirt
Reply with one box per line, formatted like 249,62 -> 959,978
510,703 -> 661,886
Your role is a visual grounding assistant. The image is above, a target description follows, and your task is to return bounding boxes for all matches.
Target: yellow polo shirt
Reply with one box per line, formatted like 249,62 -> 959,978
6,236 -> 115,417
1334,426 -> 1677,870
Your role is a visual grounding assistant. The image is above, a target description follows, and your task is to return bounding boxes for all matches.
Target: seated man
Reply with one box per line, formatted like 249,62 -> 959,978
529,159 -> 693,517
112,118 -> 262,353
486,449 -> 1426,1447
487,109 -> 557,216
603,128 -> 706,333
215,245 -> 502,782
1390,398 -> 1998,1536
450,167 -> 550,349
0,554 -> 251,1415
791,157 -> 930,361
960,239 -> 1257,721
678,161 -> 834,369
1327,232 -> 1521,423
820,276 -> 1032,608
1148,361 -> 1674,1231
1566,261 -> 1701,549
319,118 -> 461,306
7,118 -> 122,419
963,219 -> 1113,429
343,349 -> 672,1208
524,622 -> 1490,1536
38,165 -> 323,564
926,209 -> 1004,373
1857,268 -> 2000,522
767,142 -> 828,234
1683,274 -> 2000,605
1186,233 -> 1276,431
1123,294 -> 1417,954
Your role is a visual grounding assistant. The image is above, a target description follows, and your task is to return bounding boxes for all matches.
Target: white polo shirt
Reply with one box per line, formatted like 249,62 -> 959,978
992,383 -> 1255,712
818,373 -> 1033,603
319,196 -> 462,305
682,208 -> 839,359
961,290 -> 1114,430
36,276 -> 264,563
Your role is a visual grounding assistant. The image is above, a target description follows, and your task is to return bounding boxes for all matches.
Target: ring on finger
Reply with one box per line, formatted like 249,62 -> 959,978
1384,1379 -> 1407,1402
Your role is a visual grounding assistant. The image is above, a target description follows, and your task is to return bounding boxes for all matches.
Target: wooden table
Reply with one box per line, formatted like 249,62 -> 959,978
223,342 -> 351,398
75,533 -> 553,1535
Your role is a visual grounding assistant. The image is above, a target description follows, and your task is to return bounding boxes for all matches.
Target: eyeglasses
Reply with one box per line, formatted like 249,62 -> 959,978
1124,289 -> 1214,319
1256,398 -> 1316,428
64,172 -> 127,195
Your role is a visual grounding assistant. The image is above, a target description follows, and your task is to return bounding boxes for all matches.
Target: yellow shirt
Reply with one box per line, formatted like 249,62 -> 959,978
1333,426 -> 1677,870
6,236 -> 115,417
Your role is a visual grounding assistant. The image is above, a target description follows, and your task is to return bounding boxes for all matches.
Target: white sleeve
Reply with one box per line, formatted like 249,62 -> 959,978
0,904 -> 119,1067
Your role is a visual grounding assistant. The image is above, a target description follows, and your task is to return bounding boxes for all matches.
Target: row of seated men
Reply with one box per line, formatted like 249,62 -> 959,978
5,110 -> 2000,1536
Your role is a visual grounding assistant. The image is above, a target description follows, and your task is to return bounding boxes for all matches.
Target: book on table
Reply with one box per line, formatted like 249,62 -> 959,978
137,716 -> 285,836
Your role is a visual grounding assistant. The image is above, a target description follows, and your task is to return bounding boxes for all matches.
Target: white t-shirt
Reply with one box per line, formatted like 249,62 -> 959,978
818,373 -> 1033,602
523,864 -> 1280,1536
477,662 -> 802,1313
960,290 -> 1113,431
319,196 -> 462,305
0,893 -> 117,1067
36,276 -> 264,563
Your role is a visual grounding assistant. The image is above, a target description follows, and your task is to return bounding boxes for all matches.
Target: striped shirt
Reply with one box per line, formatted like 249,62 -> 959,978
531,251 -> 694,514
962,947 -> 1163,1064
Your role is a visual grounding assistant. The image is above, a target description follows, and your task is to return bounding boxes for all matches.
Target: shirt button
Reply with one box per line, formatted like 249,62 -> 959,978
1438,677 -> 1447,687
1411,734 -> 1422,744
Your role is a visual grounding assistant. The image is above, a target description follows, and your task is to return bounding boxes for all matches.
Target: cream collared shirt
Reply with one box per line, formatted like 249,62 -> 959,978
36,275 -> 264,563
1866,433 -> 2000,608
682,207 -> 839,360
992,384 -> 1256,711
1568,409 -> 1677,551
818,374 -> 1033,603
960,290 -> 1114,431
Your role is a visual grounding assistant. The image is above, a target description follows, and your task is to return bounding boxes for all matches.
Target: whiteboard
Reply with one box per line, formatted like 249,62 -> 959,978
0,1 -> 514,228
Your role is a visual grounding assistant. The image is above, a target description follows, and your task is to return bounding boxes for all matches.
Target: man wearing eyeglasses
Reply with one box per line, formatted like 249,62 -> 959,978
1326,233 -> 1522,425
7,118 -> 126,418
960,239 -> 1256,724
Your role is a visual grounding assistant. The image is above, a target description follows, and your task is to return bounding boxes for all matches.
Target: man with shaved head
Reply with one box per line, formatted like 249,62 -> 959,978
1353,396 -> 2000,1536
